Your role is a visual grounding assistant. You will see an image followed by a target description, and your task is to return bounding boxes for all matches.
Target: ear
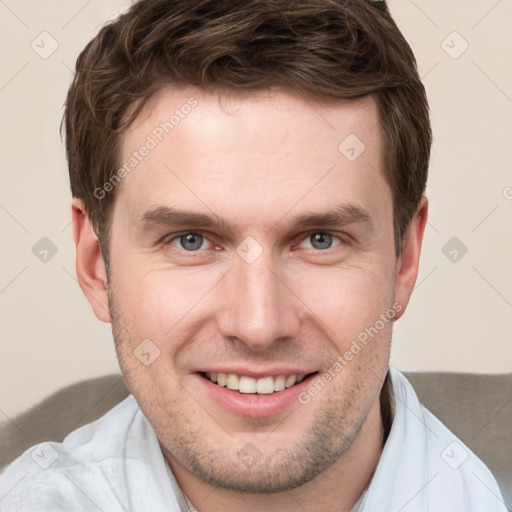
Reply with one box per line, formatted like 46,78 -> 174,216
72,199 -> 111,323
393,196 -> 428,320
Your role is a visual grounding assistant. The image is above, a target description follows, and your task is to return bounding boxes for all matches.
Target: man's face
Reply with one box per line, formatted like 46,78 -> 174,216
105,86 -> 401,492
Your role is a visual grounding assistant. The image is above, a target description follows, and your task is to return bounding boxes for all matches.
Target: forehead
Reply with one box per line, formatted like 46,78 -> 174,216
114,85 -> 388,230
124,84 -> 382,153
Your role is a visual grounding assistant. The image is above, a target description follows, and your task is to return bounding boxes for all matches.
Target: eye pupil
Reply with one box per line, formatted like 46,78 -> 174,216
310,232 -> 332,250
180,233 -> 203,251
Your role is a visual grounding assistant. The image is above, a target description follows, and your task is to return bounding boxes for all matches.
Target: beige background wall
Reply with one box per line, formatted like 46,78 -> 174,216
1,0 -> 511,419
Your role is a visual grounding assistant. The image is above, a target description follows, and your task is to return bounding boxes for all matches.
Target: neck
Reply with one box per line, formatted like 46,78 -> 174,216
165,381 -> 390,512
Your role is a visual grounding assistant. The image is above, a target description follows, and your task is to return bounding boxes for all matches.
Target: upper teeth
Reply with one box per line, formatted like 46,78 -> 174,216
205,372 -> 306,394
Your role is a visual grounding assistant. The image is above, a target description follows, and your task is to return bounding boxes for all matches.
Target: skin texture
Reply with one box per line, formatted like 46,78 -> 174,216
72,85 -> 428,512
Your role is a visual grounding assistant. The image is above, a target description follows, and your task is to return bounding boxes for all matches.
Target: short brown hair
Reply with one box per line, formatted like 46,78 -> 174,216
63,0 -> 431,261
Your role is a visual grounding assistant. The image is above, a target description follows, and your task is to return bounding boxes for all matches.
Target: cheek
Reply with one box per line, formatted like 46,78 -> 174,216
290,261 -> 395,337
109,268 -> 192,403
111,263 -> 220,346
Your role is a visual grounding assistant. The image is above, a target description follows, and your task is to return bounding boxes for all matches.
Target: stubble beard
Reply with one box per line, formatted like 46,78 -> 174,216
107,286 -> 390,494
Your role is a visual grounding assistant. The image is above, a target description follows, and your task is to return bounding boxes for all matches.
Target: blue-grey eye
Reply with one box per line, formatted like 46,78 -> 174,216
309,232 -> 333,250
178,233 -> 204,251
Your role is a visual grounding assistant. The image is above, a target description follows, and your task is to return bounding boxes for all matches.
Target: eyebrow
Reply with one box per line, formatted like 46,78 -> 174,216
135,203 -> 372,234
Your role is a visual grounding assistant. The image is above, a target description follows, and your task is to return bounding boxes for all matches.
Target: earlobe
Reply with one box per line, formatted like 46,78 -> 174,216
72,199 -> 111,323
393,197 -> 428,320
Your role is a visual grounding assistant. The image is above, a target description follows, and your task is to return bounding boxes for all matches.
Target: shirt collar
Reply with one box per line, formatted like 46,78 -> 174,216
358,367 -> 430,511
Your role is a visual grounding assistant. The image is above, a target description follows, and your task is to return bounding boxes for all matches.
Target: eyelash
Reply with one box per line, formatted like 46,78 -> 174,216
164,231 -> 346,254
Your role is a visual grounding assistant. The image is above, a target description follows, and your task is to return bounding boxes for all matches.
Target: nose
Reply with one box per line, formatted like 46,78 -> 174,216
216,247 -> 301,351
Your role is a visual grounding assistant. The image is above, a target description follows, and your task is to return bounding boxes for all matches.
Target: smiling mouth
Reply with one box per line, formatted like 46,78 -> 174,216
199,371 -> 318,394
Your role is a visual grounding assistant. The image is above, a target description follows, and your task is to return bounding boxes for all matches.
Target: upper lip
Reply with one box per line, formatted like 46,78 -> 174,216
196,368 -> 318,379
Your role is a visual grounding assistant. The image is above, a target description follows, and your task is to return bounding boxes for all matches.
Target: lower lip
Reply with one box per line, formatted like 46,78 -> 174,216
196,373 -> 317,418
